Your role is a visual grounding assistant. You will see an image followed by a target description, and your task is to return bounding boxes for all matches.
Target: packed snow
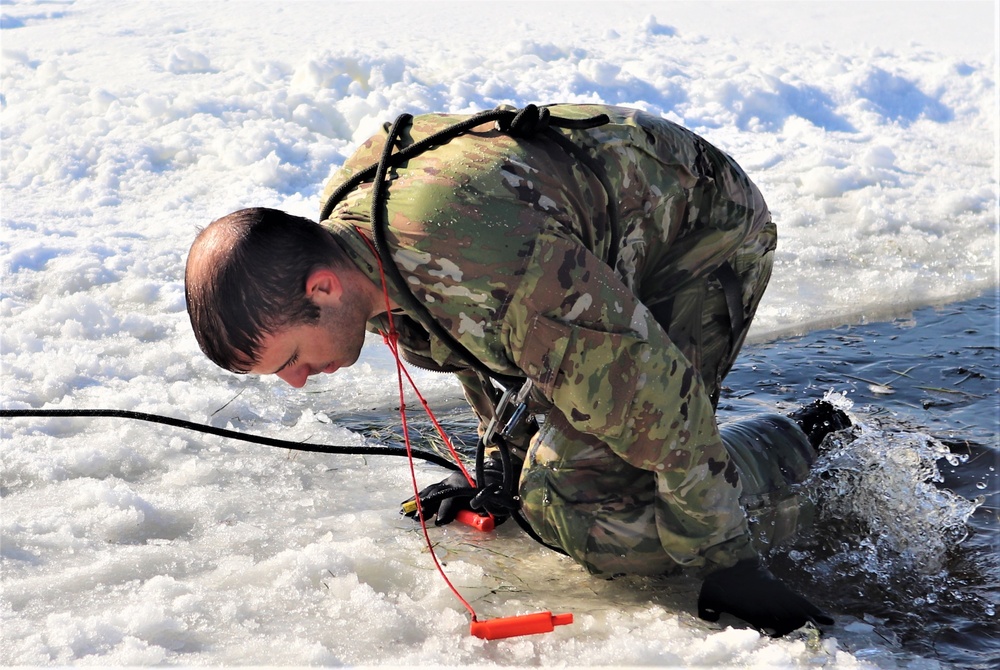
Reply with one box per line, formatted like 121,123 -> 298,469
2,1 -> 996,667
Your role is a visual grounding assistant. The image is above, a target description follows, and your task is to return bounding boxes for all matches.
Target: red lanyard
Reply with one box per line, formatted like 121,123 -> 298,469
356,226 -> 572,640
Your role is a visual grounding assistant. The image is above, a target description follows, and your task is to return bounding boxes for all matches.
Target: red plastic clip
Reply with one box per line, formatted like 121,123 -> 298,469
455,509 -> 495,532
470,611 -> 574,640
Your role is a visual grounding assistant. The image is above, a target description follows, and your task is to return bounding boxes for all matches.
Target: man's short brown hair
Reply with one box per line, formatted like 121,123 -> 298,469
184,207 -> 346,372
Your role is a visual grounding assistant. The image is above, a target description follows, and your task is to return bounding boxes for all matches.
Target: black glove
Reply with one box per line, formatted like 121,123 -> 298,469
401,455 -> 514,526
401,471 -> 477,525
698,559 -> 834,636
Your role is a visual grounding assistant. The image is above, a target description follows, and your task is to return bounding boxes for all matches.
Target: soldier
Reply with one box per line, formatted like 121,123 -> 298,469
185,104 -> 846,636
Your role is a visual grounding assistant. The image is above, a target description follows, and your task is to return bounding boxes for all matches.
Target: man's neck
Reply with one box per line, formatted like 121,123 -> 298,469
324,220 -> 403,320
359,269 -> 400,319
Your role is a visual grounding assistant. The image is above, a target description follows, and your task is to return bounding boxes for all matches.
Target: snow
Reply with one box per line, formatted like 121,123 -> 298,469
1,0 -> 996,666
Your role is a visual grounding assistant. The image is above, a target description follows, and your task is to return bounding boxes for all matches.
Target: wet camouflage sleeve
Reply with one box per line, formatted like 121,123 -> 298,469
319,104 -> 773,571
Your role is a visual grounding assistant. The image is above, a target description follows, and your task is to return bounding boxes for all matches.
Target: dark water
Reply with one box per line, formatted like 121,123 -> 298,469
343,290 -> 999,668
719,290 -> 999,669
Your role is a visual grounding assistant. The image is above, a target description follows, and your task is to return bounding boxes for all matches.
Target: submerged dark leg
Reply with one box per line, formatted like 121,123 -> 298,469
721,403 -> 851,552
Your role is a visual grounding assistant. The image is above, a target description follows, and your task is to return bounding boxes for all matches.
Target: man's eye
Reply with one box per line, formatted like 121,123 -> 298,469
279,354 -> 299,372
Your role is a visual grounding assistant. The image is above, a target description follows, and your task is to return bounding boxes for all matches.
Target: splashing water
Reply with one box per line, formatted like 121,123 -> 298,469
806,413 -> 983,578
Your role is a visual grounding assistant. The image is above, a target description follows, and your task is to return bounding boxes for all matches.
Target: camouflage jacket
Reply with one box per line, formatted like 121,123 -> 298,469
319,104 -> 770,569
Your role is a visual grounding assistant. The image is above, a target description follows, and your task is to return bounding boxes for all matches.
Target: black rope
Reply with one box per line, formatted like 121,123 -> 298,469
318,104 -> 609,223
2,406 -> 567,555
324,104 -> 611,392
0,408 -> 460,471
368,112 -> 525,389
470,436 -> 519,517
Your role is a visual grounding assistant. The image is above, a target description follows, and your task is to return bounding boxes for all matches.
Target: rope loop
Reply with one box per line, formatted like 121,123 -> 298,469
496,104 -> 551,137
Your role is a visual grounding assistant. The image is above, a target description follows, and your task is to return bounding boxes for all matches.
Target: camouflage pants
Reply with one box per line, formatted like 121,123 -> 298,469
519,182 -> 806,575
520,412 -> 817,575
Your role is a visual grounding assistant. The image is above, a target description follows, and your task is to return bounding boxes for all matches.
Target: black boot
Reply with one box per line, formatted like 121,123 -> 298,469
788,400 -> 851,448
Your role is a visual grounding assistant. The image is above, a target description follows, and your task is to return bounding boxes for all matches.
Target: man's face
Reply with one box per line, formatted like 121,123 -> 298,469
249,300 -> 369,388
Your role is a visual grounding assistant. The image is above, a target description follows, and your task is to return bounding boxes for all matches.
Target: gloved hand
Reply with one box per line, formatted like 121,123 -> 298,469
698,559 -> 834,636
401,454 -> 514,526
401,470 -> 477,525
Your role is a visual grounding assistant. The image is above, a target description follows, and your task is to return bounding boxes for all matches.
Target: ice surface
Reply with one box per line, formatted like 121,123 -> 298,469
1,1 -> 996,666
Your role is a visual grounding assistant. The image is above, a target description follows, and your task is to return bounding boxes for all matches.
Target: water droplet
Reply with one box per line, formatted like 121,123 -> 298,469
976,481 -> 988,490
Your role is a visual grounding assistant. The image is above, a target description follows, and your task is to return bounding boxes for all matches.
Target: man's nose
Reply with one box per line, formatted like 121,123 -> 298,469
276,366 -> 310,388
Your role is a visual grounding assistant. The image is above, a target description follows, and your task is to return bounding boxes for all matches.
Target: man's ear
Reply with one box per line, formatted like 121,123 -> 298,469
304,267 -> 344,306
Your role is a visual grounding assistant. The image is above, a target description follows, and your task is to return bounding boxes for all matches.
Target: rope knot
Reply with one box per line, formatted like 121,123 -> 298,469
496,104 -> 551,137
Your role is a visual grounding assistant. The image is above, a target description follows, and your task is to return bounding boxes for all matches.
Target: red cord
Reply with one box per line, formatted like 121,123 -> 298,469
384,350 -> 476,487
356,227 -> 475,486
356,227 -> 479,621
353,226 -> 574,639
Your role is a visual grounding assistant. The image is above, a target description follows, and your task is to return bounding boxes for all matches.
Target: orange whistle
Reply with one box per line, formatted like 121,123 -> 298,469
470,611 -> 574,640
455,509 -> 495,532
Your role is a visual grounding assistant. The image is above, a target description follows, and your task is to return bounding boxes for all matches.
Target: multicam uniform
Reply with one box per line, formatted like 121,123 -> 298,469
320,104 -> 814,575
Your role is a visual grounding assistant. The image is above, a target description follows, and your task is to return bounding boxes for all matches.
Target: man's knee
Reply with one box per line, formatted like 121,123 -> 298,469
519,413 -> 676,576
519,465 -> 676,576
